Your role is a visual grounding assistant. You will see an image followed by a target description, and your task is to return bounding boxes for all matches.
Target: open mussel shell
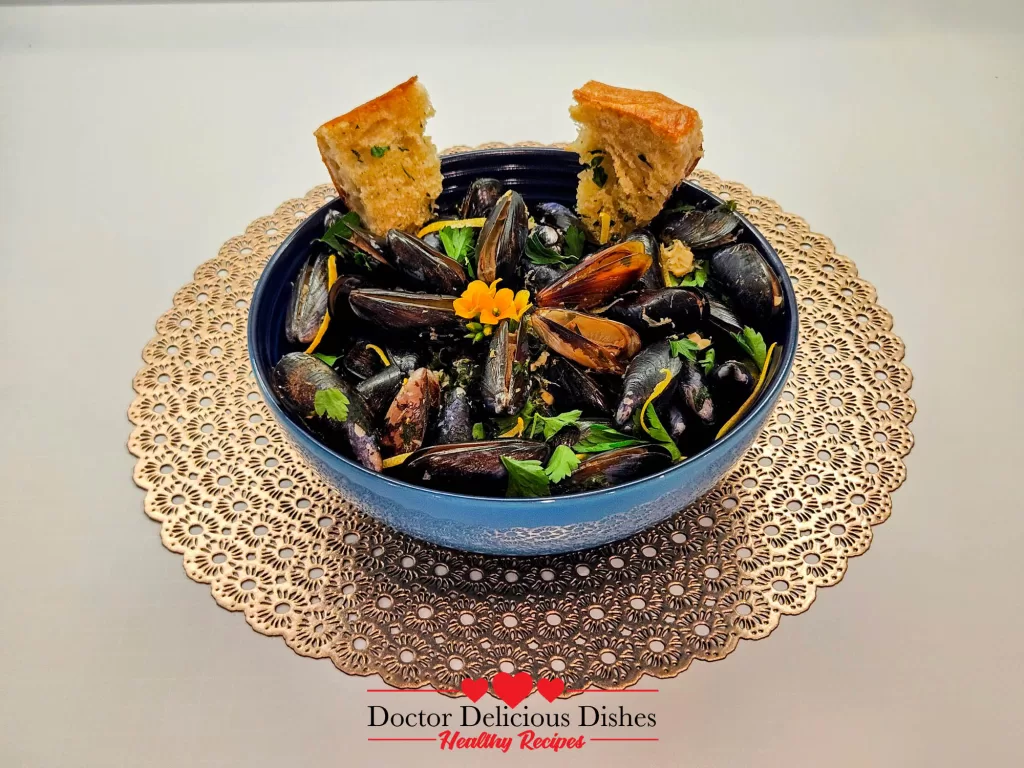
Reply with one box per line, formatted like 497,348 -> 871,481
614,339 -> 683,427
461,178 -> 506,219
482,320 -> 531,416
624,229 -> 662,289
348,289 -> 458,333
386,230 -> 467,294
341,341 -> 387,380
540,357 -> 612,415
356,366 -> 405,419
658,206 -> 742,250
435,386 -> 473,444
381,368 -> 441,455
707,243 -> 784,326
536,240 -> 652,310
327,275 -> 372,327
556,445 -> 673,494
707,360 -> 757,415
530,308 -> 641,375
395,440 -> 550,495
286,252 -> 332,345
602,287 -> 707,341
535,202 -> 586,237
476,190 -> 528,286
329,217 -> 393,273
271,352 -> 382,471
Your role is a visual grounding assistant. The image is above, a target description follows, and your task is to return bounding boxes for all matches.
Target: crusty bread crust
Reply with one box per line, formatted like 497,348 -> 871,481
572,81 -> 702,146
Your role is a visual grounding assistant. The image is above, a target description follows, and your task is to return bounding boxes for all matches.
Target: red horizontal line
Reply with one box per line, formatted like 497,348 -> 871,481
590,738 -> 660,741
367,738 -> 438,742
566,689 -> 659,693
366,689 -> 458,693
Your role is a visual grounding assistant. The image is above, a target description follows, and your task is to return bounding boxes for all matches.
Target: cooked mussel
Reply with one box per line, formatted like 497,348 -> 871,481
706,243 -> 784,325
624,229 -> 662,289
482,320 -> 531,415
676,358 -> 717,429
540,357 -> 612,415
476,190 -> 528,285
341,341 -> 388,380
272,352 -> 382,471
613,340 -> 683,427
524,265 -> 563,293
386,230 -> 467,294
532,224 -> 561,250
529,308 -> 641,375
555,445 -> 672,494
707,360 -> 757,415
602,288 -> 707,341
286,252 -> 333,345
535,202 -> 585,237
348,289 -> 458,333
327,274 -> 372,326
461,178 -> 506,219
436,386 -> 473,444
324,214 -> 392,273
395,440 -> 550,495
356,365 -> 405,419
536,240 -> 652,310
381,368 -> 441,455
659,205 -> 742,250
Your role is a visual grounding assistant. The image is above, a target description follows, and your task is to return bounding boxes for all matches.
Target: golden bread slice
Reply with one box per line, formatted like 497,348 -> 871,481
314,77 -> 442,235
569,81 -> 703,240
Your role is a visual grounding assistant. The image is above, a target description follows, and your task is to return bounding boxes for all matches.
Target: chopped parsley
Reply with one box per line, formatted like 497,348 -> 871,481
544,445 -> 580,484
528,409 -> 582,441
573,423 -> 648,454
471,422 -> 486,440
643,403 -> 681,461
700,348 -> 716,374
592,164 -> 608,188
314,388 -> 349,422
526,231 -> 580,269
318,211 -> 362,252
313,353 -> 341,366
669,337 -> 701,362
501,456 -> 550,498
563,225 -> 586,261
733,327 -> 768,369
370,145 -> 390,158
678,262 -> 707,288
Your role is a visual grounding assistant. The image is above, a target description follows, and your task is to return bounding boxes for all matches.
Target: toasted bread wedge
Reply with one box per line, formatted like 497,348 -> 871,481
570,81 -> 703,240
314,77 -> 442,235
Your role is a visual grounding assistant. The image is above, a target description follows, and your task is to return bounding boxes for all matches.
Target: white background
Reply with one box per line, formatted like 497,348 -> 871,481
1,1 -> 1022,766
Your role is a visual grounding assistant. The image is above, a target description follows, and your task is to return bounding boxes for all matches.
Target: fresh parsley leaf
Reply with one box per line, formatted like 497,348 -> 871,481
643,404 -> 681,461
700,348 -> 716,374
313,353 -> 341,366
501,456 -> 551,498
370,145 -> 390,158
314,388 -> 349,422
318,211 -> 362,252
438,226 -> 477,279
529,410 -> 582,441
544,445 -> 580,483
563,225 -> 586,261
471,422 -> 486,440
592,164 -> 608,188
526,232 -> 568,266
573,423 -> 648,454
669,337 -> 701,362
678,263 -> 707,288
733,327 -> 768,369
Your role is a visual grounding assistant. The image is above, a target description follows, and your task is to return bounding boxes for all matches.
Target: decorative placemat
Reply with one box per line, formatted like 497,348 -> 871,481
128,144 -> 915,694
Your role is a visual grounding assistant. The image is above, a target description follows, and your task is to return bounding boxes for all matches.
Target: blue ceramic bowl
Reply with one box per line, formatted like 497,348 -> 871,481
249,148 -> 797,555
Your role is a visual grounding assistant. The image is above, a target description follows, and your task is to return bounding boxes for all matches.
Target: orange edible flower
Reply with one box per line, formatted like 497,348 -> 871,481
454,279 -> 499,320
455,280 -> 531,326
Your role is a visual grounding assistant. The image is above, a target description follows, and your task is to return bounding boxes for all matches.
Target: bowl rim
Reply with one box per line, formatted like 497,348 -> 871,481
248,147 -> 799,504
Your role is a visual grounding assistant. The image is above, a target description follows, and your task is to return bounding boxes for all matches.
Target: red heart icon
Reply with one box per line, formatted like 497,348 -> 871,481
491,671 -> 533,708
460,677 -> 488,703
536,677 -> 565,702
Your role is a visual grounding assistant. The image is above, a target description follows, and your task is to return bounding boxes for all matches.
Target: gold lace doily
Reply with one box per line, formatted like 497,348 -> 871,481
128,145 -> 915,694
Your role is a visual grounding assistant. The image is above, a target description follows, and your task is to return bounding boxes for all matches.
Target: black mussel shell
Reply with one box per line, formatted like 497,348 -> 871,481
548,424 -> 583,450
482,321 -> 531,416
386,230 -> 467,294
422,231 -> 443,251
676,358 -> 717,429
335,221 -> 393,273
286,252 -> 332,345
461,178 -> 506,219
602,288 -> 707,341
476,190 -> 528,286
341,341 -> 387,380
387,346 -> 424,373
395,440 -> 550,495
706,296 -> 743,335
348,289 -> 458,333
556,445 -> 672,494
659,206 -> 742,250
435,386 -> 474,444
535,202 -> 585,237
707,360 -> 757,415
381,368 -> 441,455
524,265 -> 563,294
613,340 -> 683,427
624,229 -> 662,289
540,356 -> 611,415
706,243 -> 784,326
356,365 -> 405,419
272,353 -> 382,471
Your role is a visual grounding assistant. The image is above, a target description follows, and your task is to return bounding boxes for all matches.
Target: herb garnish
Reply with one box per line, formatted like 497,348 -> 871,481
544,445 -> 580,483
313,353 -> 341,366
528,409 -> 582,441
501,456 -> 550,498
314,388 -> 349,422
471,422 -> 486,440
318,211 -> 362,252
642,403 -> 681,460
573,423 -> 648,454
563,225 -> 586,261
733,327 -> 767,369
589,152 -> 608,188
438,226 -> 477,278
370,145 -> 390,158
678,262 -> 707,288
700,348 -> 716,374
669,337 -> 701,362
526,232 -> 580,269
592,164 -> 608,188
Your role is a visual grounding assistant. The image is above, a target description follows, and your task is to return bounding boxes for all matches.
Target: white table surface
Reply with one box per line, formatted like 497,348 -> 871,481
1,1 -> 1023,766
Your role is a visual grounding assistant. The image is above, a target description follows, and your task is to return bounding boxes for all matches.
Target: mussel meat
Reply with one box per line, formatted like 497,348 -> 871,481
536,240 -> 652,310
602,288 -> 707,341
381,367 -> 441,455
707,360 -> 757,415
476,190 -> 528,286
659,205 -> 742,250
395,440 -> 550,495
272,352 -> 382,471
555,445 -> 672,494
348,289 -> 458,333
530,308 -> 641,375
539,357 -> 612,415
435,386 -> 473,444
286,252 -> 333,345
386,230 -> 467,294
706,243 -> 784,325
613,340 -> 683,427
481,320 -> 531,415
461,178 -> 506,219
